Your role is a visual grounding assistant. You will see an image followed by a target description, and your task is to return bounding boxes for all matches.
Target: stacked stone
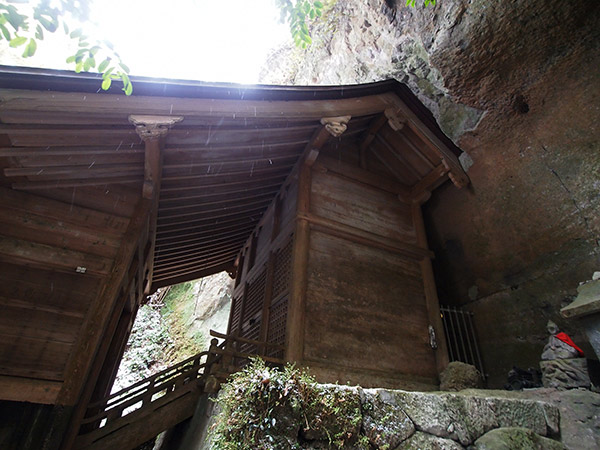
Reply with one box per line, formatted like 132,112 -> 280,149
307,387 -> 563,449
539,321 -> 591,390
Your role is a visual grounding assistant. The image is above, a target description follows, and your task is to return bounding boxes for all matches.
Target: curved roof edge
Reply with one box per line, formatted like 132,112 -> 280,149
0,64 -> 461,156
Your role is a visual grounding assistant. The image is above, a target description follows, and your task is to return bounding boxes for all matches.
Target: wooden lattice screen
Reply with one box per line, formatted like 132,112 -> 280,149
239,267 -> 267,354
267,237 -> 293,359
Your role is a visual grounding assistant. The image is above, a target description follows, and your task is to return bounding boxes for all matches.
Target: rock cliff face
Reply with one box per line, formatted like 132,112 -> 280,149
261,0 -> 600,386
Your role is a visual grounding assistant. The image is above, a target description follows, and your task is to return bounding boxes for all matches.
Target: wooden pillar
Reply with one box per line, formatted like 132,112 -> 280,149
285,164 -> 312,363
128,114 -> 183,294
412,203 -> 450,374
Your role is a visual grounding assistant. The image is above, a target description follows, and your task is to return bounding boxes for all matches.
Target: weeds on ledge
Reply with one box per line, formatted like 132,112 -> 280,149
210,358 -> 365,449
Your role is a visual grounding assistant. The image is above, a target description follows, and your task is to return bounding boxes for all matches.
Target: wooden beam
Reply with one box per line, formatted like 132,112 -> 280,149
0,145 -> 144,157
0,89 -> 390,120
315,155 -> 411,199
369,138 -> 419,185
297,212 -> 433,261
410,163 -> 449,204
155,222 -> 256,243
412,203 -> 450,375
359,112 -> 388,168
156,197 -> 272,222
380,92 -> 470,188
158,190 -> 279,212
0,186 -> 129,234
0,375 -> 62,404
151,261 -> 233,291
57,197 -> 152,406
11,176 -> 142,190
157,206 -> 266,229
158,182 -> 284,205
0,236 -> 112,276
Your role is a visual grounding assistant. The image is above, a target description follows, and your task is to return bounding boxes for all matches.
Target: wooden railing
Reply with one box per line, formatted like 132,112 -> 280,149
210,330 -> 285,381
81,351 -> 211,428
74,330 -> 284,449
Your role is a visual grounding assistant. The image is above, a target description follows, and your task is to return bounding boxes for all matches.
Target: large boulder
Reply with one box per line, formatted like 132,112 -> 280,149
474,427 -> 565,450
361,389 -> 415,448
393,390 -> 557,445
440,362 -> 484,391
397,431 -> 465,449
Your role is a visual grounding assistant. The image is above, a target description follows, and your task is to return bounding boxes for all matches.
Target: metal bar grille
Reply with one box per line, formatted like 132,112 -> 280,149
440,305 -> 485,379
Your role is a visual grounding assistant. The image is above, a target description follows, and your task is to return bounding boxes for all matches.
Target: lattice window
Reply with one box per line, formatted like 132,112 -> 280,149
239,268 -> 266,354
272,237 -> 293,299
228,295 -> 242,335
266,296 -> 288,359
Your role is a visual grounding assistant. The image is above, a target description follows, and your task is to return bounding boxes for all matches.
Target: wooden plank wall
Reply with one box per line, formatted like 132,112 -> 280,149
0,187 -> 131,404
292,143 -> 440,389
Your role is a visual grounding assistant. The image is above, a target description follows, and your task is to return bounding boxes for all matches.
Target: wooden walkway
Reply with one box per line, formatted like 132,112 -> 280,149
73,332 -> 283,450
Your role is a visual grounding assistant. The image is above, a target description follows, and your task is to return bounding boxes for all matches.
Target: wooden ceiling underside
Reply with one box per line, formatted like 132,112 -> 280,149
0,81 -> 466,293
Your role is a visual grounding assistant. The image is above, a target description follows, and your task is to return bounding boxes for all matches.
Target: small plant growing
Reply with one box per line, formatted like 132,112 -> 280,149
211,358 -> 365,449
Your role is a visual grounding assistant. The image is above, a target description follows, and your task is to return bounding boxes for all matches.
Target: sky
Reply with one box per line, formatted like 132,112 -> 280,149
0,0 -> 292,84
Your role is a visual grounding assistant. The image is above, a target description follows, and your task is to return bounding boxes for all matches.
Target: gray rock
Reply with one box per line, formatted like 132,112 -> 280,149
440,362 -> 484,392
396,431 -> 464,449
393,391 -> 555,445
362,389 -> 415,448
540,358 -> 591,389
474,427 -> 565,450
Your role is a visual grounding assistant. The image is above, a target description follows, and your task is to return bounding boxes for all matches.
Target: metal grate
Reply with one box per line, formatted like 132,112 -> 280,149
440,305 -> 485,379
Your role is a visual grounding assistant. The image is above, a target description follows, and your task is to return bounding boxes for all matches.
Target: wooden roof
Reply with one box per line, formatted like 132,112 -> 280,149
0,67 -> 466,289
0,66 -> 467,405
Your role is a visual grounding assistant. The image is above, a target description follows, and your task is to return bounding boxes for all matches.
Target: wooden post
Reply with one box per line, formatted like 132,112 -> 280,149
411,203 -> 450,374
285,163 -> 312,363
128,115 -> 183,294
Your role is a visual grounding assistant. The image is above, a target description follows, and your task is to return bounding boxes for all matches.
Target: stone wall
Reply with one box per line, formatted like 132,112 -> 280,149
188,385 -> 565,449
261,0 -> 600,387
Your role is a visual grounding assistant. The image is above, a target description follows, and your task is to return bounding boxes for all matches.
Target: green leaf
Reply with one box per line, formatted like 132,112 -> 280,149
37,15 -> 58,33
119,62 -> 130,73
120,72 -> 130,87
9,35 -> 27,47
124,81 -> 133,96
83,57 -> 93,71
75,60 -> 83,73
65,55 -> 76,63
98,58 -> 111,73
63,21 -> 69,34
0,23 -> 11,41
101,77 -> 112,90
22,38 -> 37,57
70,28 -> 82,39
35,24 -> 43,40
102,67 -> 115,79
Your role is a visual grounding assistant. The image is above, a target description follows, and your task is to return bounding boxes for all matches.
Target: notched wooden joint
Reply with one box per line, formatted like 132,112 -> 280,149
384,108 -> 406,131
129,115 -> 184,140
321,115 -> 351,137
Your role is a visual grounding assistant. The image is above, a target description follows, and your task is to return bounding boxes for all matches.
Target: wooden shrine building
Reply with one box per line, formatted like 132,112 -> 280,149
0,66 -> 468,449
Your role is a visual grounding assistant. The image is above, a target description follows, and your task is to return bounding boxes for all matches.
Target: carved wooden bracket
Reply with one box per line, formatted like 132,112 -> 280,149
320,115 -> 351,137
129,115 -> 184,141
384,108 -> 406,132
